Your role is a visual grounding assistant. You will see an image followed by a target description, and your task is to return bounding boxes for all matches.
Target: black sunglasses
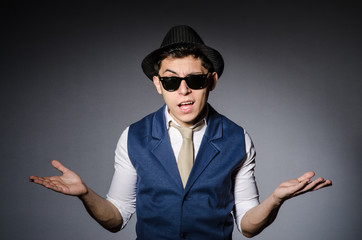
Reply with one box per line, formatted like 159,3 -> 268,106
158,74 -> 210,92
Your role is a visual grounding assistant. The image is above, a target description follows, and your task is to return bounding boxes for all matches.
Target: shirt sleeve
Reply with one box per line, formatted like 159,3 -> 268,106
234,130 -> 260,232
106,127 -> 137,229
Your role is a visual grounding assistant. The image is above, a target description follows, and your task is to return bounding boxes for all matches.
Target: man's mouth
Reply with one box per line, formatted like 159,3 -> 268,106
178,101 -> 194,113
178,101 -> 194,107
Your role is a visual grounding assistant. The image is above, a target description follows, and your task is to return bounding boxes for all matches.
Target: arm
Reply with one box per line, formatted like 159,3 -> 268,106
79,185 -> 123,232
240,171 -> 332,238
29,160 -> 123,232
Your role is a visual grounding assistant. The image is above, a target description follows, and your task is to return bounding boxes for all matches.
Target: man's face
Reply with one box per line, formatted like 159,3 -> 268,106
153,55 -> 218,128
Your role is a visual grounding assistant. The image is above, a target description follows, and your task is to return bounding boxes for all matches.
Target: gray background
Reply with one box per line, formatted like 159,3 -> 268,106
2,1 -> 361,239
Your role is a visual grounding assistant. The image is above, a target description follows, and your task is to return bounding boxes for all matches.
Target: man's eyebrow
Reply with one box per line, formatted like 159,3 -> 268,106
162,69 -> 204,76
163,69 -> 178,75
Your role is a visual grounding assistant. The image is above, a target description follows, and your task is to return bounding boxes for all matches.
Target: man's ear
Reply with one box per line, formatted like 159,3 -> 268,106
209,72 -> 218,91
153,76 -> 163,94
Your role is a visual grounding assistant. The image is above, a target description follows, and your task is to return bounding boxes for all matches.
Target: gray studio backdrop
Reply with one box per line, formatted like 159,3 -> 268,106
2,1 -> 361,240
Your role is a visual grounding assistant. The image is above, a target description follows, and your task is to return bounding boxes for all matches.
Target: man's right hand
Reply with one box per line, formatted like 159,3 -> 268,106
29,160 -> 88,196
30,160 -> 123,232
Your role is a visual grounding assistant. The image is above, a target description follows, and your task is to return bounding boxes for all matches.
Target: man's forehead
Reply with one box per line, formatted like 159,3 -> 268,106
160,55 -> 202,67
159,56 -> 206,74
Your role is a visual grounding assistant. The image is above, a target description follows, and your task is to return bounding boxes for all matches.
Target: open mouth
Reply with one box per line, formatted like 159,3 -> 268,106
178,101 -> 194,107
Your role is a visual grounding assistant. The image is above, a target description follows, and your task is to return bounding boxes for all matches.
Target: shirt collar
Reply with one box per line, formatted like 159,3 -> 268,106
164,105 -> 208,130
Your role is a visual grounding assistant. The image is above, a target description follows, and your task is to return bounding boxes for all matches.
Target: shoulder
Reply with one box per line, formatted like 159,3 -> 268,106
128,105 -> 166,139
209,107 -> 255,152
208,105 -> 245,132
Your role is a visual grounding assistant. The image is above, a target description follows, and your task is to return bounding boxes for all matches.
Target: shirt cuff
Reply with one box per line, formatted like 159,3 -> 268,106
235,197 -> 259,232
106,195 -> 134,229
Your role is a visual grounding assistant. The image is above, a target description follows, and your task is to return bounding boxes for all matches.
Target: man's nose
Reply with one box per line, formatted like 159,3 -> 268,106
178,80 -> 191,95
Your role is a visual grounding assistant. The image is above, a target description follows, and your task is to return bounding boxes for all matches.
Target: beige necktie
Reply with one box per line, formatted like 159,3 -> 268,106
170,121 -> 204,188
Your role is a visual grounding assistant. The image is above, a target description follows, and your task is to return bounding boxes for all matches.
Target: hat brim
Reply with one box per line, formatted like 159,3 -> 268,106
141,42 -> 224,81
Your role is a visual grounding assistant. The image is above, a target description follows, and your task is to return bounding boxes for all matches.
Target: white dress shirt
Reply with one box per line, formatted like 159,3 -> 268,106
106,107 -> 260,231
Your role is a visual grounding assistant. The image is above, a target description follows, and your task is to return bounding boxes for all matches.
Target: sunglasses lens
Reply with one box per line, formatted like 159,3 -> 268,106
162,77 -> 181,91
186,75 -> 207,89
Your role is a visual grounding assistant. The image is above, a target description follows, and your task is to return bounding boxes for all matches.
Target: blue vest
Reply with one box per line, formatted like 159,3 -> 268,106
128,105 -> 246,240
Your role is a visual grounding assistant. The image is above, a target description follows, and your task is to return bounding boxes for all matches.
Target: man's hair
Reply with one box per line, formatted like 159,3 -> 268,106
154,44 -> 214,75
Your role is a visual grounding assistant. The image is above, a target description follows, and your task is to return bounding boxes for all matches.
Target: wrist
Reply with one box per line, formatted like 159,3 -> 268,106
78,184 -> 89,199
271,191 -> 284,207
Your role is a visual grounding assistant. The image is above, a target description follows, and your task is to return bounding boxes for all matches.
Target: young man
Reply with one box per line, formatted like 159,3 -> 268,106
30,25 -> 331,239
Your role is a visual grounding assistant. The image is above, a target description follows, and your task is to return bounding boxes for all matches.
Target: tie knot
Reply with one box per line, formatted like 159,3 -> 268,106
179,127 -> 193,139
170,121 -> 204,140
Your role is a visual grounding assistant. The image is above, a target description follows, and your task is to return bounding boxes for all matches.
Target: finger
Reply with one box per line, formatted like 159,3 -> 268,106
288,179 -> 310,196
299,177 -> 324,194
51,160 -> 69,174
297,171 -> 315,182
29,177 -> 52,188
35,177 -> 52,185
313,179 -> 332,191
29,175 -> 38,181
29,176 -> 46,184
30,176 -> 57,186
294,177 -> 331,196
29,175 -> 67,194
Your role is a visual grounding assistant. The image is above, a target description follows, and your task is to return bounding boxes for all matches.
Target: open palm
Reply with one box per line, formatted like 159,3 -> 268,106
30,160 -> 87,196
273,171 -> 332,204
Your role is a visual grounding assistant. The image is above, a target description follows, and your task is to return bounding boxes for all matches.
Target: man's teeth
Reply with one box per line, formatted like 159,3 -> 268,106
180,102 -> 193,106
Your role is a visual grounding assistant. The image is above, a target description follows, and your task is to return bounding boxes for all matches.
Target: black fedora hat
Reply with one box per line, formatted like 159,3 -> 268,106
141,25 -> 224,81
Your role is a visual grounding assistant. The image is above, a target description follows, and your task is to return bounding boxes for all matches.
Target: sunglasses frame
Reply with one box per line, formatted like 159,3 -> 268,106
158,73 -> 210,92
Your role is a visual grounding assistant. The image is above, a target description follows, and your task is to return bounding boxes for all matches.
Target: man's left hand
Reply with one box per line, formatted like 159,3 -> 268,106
272,171 -> 332,205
